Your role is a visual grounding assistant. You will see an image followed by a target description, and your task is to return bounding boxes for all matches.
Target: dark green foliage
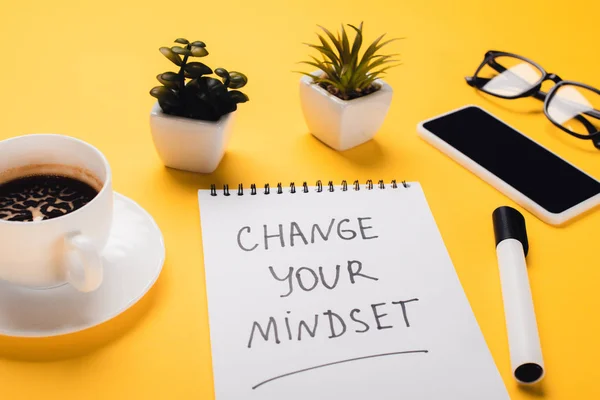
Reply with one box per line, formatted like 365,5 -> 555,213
298,22 -> 401,100
150,38 -> 249,121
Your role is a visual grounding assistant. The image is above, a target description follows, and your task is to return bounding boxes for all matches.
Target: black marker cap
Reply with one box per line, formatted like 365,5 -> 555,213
492,206 -> 529,257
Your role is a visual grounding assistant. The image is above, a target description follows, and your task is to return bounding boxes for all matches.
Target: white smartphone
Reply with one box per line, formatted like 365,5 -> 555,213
417,105 -> 600,226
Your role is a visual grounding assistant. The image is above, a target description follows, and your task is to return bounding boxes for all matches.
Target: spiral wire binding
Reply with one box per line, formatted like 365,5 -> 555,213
210,180 -> 410,196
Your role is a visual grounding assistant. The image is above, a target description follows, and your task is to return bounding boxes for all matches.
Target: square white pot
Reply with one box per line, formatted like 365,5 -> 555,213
149,102 -> 235,174
299,73 -> 393,151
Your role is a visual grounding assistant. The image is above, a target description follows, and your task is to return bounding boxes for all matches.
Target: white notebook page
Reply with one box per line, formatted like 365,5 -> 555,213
198,182 -> 508,400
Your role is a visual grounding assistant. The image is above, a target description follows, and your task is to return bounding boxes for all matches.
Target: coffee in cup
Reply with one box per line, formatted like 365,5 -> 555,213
0,134 -> 113,292
0,165 -> 103,222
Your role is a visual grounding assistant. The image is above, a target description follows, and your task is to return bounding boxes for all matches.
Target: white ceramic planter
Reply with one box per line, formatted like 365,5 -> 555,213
149,102 -> 235,174
299,73 -> 393,151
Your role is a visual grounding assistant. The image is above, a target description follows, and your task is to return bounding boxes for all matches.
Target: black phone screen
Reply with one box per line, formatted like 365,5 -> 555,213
422,106 -> 600,214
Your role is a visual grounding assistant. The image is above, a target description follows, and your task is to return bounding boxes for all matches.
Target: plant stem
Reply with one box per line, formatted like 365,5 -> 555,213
179,44 -> 191,89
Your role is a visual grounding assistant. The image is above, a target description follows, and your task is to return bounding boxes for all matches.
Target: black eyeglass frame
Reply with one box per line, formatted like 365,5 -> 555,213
465,50 -> 600,149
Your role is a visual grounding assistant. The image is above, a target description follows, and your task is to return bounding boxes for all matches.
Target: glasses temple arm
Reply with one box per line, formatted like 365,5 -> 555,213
584,109 -> 600,120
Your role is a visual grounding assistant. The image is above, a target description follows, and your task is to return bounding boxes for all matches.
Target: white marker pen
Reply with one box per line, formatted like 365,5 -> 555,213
492,206 -> 545,384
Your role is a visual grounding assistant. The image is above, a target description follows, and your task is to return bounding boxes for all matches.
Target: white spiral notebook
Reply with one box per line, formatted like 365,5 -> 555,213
198,180 -> 509,400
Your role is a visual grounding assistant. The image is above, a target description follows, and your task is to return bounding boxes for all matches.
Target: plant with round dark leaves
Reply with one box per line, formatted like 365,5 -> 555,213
150,38 -> 249,122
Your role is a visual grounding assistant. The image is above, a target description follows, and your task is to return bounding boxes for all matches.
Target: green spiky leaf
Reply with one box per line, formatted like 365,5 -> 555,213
348,23 -> 363,69
340,24 -> 351,64
358,37 -> 401,71
304,43 -> 340,65
298,23 -> 401,100
316,34 -> 338,64
315,78 -> 344,89
294,70 -> 322,80
317,25 -> 343,55
356,55 -> 399,77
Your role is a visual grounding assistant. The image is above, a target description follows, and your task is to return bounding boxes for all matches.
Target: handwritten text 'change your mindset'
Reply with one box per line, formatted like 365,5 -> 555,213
236,217 -> 419,348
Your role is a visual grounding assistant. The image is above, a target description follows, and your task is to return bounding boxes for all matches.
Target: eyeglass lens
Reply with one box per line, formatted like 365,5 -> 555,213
476,56 -> 543,98
546,84 -> 600,137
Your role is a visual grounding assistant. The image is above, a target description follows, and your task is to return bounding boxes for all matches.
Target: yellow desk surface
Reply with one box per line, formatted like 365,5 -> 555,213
1,0 -> 599,398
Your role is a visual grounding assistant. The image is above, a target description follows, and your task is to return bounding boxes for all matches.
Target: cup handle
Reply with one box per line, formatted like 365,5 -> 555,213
64,233 -> 103,292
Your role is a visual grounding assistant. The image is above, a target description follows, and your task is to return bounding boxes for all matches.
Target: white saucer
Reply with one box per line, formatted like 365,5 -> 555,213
0,193 -> 165,337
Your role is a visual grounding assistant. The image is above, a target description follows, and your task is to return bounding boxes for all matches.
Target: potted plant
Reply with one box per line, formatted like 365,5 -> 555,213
150,38 -> 249,173
298,23 -> 401,151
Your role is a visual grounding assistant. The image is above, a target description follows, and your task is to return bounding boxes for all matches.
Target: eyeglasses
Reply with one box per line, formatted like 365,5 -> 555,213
466,50 -> 600,150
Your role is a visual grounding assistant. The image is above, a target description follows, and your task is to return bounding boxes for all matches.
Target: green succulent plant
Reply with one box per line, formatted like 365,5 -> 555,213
150,38 -> 249,122
298,22 -> 401,100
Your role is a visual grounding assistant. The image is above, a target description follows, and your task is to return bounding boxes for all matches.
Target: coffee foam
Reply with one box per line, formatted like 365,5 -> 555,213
0,164 -> 104,192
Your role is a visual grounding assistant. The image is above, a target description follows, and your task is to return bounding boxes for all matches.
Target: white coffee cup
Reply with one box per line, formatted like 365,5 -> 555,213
0,134 -> 113,292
